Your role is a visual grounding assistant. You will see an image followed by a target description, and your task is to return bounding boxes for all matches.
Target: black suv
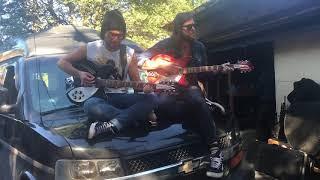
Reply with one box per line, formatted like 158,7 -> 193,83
0,26 -> 248,180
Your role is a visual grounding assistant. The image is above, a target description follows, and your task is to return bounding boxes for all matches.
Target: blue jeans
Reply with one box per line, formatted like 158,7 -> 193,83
156,86 -> 217,145
83,93 -> 157,130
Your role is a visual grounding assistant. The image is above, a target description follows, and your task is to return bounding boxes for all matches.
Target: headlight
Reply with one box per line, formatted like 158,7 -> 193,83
55,159 -> 124,180
97,160 -> 122,177
72,161 -> 97,179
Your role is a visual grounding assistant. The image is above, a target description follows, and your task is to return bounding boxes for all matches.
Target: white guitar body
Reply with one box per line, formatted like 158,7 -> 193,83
67,86 -> 133,103
66,60 -> 176,103
67,83 -> 175,103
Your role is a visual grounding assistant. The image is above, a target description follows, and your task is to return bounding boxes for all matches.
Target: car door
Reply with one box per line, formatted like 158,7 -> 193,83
0,57 -> 24,180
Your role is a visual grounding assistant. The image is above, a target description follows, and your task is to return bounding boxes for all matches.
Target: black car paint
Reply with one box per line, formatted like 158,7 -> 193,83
0,55 -> 213,179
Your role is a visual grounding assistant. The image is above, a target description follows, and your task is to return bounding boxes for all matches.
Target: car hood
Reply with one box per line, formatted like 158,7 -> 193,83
44,109 -> 203,159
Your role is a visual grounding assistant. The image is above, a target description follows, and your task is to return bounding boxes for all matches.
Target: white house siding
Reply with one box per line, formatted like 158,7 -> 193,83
274,29 -> 320,117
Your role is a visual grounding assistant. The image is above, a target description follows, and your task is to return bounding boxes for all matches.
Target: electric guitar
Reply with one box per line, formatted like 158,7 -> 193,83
66,61 -> 175,103
143,54 -> 254,86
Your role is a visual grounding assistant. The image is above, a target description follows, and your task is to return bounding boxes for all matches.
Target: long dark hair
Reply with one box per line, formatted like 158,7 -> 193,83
170,11 -> 194,58
100,9 -> 126,39
172,11 -> 194,38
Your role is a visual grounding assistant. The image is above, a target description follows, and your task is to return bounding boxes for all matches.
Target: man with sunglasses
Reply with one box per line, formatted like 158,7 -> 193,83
58,10 -> 156,139
138,12 -> 225,178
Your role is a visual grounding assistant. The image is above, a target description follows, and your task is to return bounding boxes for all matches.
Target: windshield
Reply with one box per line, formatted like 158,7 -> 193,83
26,56 -> 74,113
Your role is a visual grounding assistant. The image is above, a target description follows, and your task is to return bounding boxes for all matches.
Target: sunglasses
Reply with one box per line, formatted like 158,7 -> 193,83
181,24 -> 196,31
107,31 -> 124,39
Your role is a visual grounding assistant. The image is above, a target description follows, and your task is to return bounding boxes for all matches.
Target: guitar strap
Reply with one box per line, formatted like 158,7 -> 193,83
119,44 -> 127,80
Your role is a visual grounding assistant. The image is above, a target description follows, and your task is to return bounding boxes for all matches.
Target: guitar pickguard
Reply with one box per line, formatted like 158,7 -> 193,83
67,86 -> 99,103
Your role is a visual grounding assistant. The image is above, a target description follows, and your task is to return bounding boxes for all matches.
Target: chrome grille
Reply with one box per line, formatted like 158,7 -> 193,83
126,144 -> 208,174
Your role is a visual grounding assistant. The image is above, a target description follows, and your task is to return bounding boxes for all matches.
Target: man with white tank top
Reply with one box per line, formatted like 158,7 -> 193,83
58,10 -> 156,139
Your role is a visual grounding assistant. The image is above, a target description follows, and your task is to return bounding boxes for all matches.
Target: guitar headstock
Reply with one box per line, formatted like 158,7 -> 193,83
234,60 -> 254,73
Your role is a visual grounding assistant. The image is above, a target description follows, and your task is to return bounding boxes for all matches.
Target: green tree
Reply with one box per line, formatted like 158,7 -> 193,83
64,0 -> 206,48
0,0 -> 206,51
125,0 -> 205,48
25,0 -> 70,31
0,0 -> 71,51
63,0 -> 120,29
0,0 -> 31,50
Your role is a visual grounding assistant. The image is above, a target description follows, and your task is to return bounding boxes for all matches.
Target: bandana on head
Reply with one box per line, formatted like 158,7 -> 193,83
100,9 -> 126,39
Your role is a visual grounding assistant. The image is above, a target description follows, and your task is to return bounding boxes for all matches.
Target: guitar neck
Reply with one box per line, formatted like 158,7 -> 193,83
96,79 -> 148,89
182,65 -> 223,74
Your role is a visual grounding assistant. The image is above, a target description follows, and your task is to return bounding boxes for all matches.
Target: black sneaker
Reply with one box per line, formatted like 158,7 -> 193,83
88,121 -> 118,139
206,150 -> 224,178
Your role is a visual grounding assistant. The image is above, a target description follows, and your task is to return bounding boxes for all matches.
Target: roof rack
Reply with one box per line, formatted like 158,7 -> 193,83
0,49 -> 24,63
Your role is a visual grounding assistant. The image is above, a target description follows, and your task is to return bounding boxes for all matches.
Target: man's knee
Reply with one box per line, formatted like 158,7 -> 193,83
188,86 -> 204,98
144,93 -> 157,105
83,97 -> 104,115
189,91 -> 206,105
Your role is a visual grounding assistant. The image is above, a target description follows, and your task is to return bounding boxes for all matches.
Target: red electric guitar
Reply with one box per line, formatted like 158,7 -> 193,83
143,54 -> 254,86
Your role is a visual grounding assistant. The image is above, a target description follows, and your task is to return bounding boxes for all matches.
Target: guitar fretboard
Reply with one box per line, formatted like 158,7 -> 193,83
182,65 -> 222,74
96,79 -> 149,89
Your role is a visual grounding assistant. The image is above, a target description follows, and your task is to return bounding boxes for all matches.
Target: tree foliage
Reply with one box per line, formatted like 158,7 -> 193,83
25,0 -> 70,31
125,0 -> 205,48
65,0 -> 206,48
0,0 -> 206,51
0,0 -> 71,51
0,0 -> 30,50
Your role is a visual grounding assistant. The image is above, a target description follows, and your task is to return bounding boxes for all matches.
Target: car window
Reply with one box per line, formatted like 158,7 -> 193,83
0,57 -> 20,104
0,65 -> 8,86
27,57 -> 73,113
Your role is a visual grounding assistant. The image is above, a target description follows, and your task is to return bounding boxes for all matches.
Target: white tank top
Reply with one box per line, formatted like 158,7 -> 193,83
86,40 -> 135,93
86,40 -> 134,80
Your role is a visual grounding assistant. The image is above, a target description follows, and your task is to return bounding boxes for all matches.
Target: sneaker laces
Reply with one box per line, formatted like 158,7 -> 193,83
210,153 -> 223,169
96,122 -> 115,135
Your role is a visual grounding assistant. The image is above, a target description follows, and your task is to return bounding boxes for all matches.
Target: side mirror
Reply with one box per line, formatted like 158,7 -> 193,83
0,87 -> 16,114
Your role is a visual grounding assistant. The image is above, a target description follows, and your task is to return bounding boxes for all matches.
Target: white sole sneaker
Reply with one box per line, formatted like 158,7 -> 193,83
206,171 -> 223,178
88,122 -> 98,139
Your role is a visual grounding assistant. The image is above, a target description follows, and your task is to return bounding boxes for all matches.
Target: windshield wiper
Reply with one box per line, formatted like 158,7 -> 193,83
40,105 -> 81,115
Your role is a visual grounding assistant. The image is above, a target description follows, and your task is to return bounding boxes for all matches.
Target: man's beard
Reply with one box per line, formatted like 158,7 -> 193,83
104,40 -> 121,51
181,33 -> 196,42
105,41 -> 120,51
